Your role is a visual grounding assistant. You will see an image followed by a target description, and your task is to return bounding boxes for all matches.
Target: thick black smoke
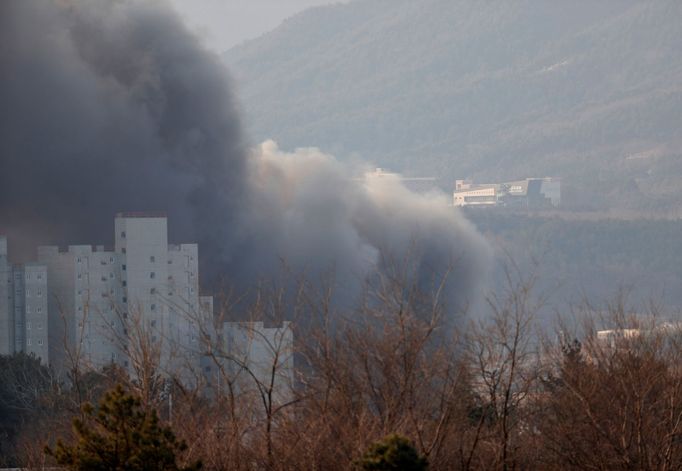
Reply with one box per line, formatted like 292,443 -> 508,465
0,0 -> 245,269
0,0 -> 490,315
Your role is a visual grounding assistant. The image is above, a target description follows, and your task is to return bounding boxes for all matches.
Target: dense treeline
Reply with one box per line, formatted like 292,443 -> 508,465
2,269 -> 682,470
468,211 -> 682,312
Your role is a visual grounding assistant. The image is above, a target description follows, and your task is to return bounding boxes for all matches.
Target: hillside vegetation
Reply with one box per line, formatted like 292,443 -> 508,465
225,0 -> 682,211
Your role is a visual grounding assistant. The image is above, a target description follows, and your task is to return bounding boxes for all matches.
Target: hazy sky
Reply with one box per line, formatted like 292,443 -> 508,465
168,0 -> 347,52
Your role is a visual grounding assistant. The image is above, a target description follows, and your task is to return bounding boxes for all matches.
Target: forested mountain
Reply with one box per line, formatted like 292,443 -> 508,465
224,0 -> 682,212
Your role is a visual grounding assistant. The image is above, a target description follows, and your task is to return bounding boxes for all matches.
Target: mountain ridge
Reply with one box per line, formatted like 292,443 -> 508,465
224,0 -> 682,211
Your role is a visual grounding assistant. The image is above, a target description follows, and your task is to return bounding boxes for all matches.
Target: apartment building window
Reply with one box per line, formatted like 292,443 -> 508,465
37,289 -> 42,297
26,306 -> 31,314
122,264 -> 126,271
150,319 -> 157,327
121,231 -> 126,238
38,339 -> 43,346
37,322 -> 42,329
26,322 -> 31,330
122,248 -> 126,254
37,307 -> 42,313
25,288 -> 30,297
150,256 -> 155,263
150,272 -> 155,279
27,339 -> 31,346
77,257 -> 81,263
77,273 -> 82,280
150,288 -> 156,295
151,304 -> 156,311
37,274 -> 42,280
122,297 -> 127,304
122,281 -> 127,287
110,257 -> 114,263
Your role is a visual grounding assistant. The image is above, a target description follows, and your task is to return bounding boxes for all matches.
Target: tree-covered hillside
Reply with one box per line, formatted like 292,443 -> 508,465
224,0 -> 682,212
467,211 -> 682,313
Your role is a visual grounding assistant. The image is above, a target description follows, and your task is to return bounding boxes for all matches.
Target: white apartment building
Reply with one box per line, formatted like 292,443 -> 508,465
37,214 -> 211,378
2,218 -> 296,396
0,236 -> 49,361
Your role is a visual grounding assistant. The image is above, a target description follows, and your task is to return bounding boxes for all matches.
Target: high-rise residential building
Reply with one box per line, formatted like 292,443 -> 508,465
14,263 -> 50,360
1,216 -> 295,394
0,236 -> 49,360
37,213 -> 211,378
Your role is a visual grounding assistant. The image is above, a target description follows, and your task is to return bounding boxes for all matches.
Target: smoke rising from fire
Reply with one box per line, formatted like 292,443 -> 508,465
0,0 -> 490,315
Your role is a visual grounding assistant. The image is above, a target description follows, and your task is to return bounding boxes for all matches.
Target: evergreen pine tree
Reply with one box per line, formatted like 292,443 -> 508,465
45,384 -> 201,471
357,434 -> 428,471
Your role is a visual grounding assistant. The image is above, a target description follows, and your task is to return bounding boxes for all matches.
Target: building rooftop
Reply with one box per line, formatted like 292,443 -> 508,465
115,211 -> 167,219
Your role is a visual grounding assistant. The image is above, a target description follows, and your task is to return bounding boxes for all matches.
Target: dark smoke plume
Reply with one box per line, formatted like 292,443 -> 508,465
0,0 -> 490,315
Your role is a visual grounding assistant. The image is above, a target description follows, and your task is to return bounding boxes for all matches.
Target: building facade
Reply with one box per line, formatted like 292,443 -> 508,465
0,237 -> 12,355
36,214 -> 210,378
453,178 -> 561,208
0,236 -> 49,360
1,217 -> 296,393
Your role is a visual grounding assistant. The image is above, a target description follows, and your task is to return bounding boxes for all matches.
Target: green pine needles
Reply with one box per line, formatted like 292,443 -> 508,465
45,385 -> 201,471
357,434 -> 428,471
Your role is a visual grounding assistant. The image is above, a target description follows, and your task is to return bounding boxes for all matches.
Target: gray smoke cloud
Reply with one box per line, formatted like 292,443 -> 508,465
0,0 -> 490,315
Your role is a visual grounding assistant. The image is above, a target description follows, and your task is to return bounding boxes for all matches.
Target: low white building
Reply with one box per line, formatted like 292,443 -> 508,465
222,321 -> 295,407
453,177 -> 561,208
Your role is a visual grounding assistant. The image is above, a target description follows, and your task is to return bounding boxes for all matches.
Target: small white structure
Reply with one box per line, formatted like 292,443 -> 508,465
222,321 -> 295,406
